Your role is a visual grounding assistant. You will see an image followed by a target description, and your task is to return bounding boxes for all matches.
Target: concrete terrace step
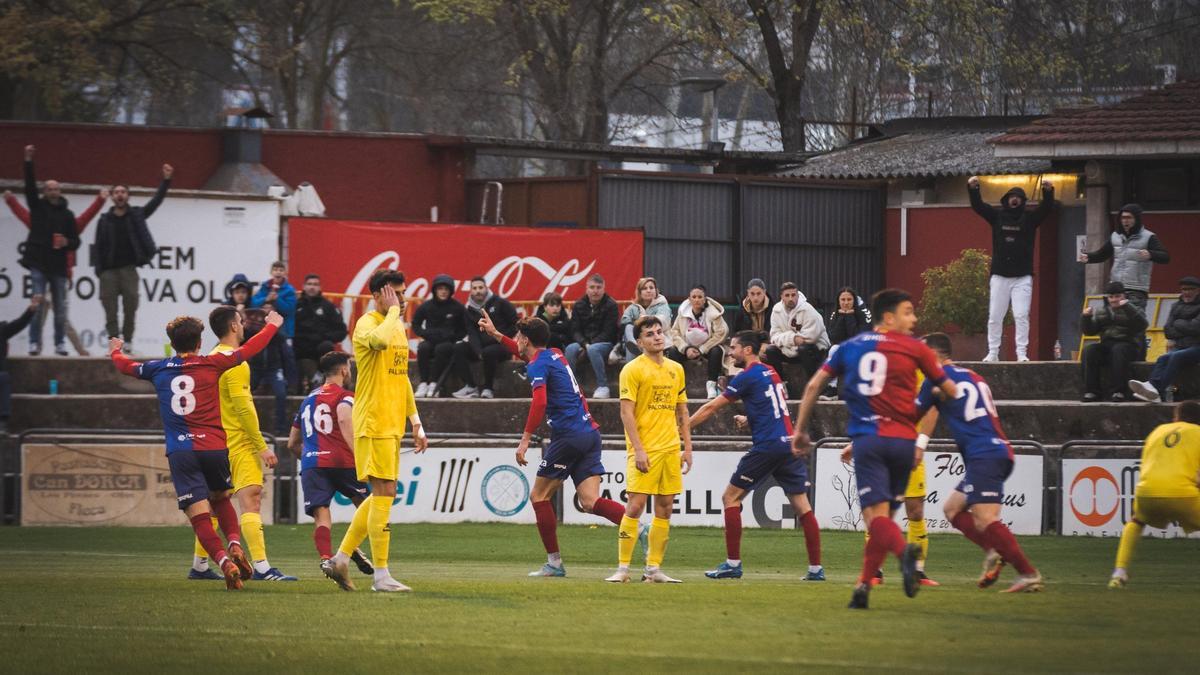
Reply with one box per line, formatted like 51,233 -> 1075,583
6,356 -> 1174,402
8,395 -> 1175,445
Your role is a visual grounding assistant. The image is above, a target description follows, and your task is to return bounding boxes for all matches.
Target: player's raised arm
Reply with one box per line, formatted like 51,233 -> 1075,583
108,338 -> 144,377
478,310 -> 521,359
360,285 -> 404,350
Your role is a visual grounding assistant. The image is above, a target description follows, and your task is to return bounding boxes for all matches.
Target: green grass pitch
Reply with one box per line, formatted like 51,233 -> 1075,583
1,523 -> 1198,673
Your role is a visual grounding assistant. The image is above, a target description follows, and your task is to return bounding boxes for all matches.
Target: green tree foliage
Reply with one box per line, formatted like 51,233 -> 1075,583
918,248 -> 993,336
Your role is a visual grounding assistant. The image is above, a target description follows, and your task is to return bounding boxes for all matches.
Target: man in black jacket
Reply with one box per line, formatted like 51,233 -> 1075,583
1080,282 -> 1149,402
1130,276 -> 1200,403
968,176 -> 1055,362
1,296 -> 41,433
19,146 -> 80,356
413,274 -> 466,397
566,274 -> 620,398
293,274 -> 348,390
94,162 -> 172,351
451,276 -> 517,399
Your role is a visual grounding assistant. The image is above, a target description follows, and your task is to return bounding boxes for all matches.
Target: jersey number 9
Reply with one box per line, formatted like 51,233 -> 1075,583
856,352 -> 888,396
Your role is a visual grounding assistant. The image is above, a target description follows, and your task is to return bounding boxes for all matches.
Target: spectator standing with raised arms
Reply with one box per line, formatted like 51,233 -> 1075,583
18,145 -> 80,356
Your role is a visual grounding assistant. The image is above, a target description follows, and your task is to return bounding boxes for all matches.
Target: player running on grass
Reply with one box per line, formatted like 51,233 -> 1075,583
687,330 -> 824,581
110,310 -> 282,590
793,289 -> 957,609
187,306 -> 297,582
321,269 -> 429,593
476,312 -> 634,577
912,332 -> 1042,593
287,351 -> 374,576
1109,401 -> 1200,589
606,315 -> 693,584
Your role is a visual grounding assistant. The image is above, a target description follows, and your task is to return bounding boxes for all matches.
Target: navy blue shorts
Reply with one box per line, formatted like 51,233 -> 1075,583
956,457 -> 1014,506
730,447 -> 810,495
301,467 -> 368,515
167,450 -> 232,510
851,435 -> 916,509
539,431 -> 605,487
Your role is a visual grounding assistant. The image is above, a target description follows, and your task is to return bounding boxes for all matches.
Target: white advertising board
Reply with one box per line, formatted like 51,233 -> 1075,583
813,444 -> 1044,535
1061,458 -> 1200,538
0,189 -> 279,356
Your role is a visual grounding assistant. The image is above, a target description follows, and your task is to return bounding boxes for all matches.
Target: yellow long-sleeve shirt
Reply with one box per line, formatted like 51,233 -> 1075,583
352,306 -> 417,438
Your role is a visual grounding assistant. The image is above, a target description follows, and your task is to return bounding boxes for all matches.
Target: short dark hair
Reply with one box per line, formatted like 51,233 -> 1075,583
690,284 -> 707,296
112,183 -> 129,192
271,261 -> 286,269
588,274 -> 605,285
166,316 -> 204,353
922,332 -> 953,358
731,330 -> 761,353
470,276 -> 486,285
304,274 -> 320,283
634,314 -> 663,338
780,281 -> 798,293
368,268 -> 405,294
1177,401 -> 1200,425
541,292 -> 563,307
517,317 -> 550,347
208,305 -> 241,339
871,288 -> 912,324
319,351 -> 351,376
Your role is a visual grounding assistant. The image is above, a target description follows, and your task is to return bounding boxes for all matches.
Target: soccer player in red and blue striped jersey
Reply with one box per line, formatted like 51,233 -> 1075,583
915,332 -> 1042,593
689,330 -> 823,581
792,289 -> 958,609
478,312 -> 628,577
287,351 -> 374,576
110,310 -> 281,590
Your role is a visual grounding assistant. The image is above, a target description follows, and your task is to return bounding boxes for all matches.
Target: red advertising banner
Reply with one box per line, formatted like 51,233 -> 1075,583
288,219 -> 644,303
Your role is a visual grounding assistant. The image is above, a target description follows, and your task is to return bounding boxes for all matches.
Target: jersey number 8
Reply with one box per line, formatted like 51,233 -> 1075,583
302,403 -> 334,436
170,375 -> 196,415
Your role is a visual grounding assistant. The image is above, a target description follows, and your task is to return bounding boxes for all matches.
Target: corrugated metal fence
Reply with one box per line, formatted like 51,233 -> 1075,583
597,174 -> 884,310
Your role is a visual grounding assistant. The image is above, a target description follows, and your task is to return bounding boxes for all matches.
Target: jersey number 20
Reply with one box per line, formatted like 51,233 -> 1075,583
956,380 -> 998,421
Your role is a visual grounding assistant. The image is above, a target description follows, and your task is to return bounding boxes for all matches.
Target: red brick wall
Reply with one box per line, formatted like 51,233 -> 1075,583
885,206 -> 1058,359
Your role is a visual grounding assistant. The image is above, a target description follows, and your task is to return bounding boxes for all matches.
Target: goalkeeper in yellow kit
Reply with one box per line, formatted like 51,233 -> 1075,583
321,269 -> 429,592
1110,401 -> 1200,588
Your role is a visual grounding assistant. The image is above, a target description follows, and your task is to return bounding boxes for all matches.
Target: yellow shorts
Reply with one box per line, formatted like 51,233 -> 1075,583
627,451 -> 683,496
355,436 -> 400,482
904,460 -> 926,499
229,446 -> 264,492
1133,495 -> 1200,532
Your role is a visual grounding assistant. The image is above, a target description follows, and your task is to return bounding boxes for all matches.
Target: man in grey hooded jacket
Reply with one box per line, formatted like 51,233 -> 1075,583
1079,203 -> 1170,316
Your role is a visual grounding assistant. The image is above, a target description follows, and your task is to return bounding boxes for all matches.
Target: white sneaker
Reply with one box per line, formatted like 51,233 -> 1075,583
593,386 -> 611,399
1016,354 -> 1030,362
1128,379 -> 1161,403
1001,572 -> 1043,593
705,380 -> 720,399
604,568 -> 631,583
371,576 -> 412,592
642,568 -> 682,584
982,352 -> 999,362
452,385 -> 480,399
415,382 -> 430,398
480,388 -> 494,399
607,345 -> 624,365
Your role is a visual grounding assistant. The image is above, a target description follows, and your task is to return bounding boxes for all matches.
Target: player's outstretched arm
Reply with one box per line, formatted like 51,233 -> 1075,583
361,286 -> 405,350
677,401 -> 693,474
791,369 -> 832,457
688,394 -> 729,430
213,312 -> 281,371
108,338 -> 143,377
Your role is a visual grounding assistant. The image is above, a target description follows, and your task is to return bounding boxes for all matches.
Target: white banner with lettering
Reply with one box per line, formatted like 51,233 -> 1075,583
812,444 -> 1044,535
1061,458 -> 1200,538
0,189 -> 279,356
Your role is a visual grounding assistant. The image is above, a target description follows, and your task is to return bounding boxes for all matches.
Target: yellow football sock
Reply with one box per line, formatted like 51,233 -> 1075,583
618,516 -> 638,566
908,517 -> 929,562
193,517 -> 219,558
367,495 -> 392,569
240,512 -> 266,562
338,497 -> 371,556
647,517 -> 670,568
1114,519 -> 1144,571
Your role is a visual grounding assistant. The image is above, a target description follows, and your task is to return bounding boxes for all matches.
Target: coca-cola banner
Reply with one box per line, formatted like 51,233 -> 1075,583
287,219 -> 643,303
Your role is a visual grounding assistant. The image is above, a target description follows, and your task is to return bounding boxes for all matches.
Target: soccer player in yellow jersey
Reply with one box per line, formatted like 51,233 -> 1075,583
189,305 -> 297,581
321,269 -> 428,593
606,315 -> 692,583
1110,401 -> 1200,588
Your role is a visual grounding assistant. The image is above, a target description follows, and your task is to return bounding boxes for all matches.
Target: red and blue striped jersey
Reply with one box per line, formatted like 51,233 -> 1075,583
526,348 -> 598,438
820,330 -> 946,440
722,362 -> 793,453
132,352 -> 249,454
293,383 -> 356,470
916,364 -> 1013,461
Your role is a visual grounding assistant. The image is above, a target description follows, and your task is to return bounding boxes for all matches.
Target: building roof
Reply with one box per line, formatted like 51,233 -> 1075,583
780,117 -> 1050,179
994,80 -> 1200,144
